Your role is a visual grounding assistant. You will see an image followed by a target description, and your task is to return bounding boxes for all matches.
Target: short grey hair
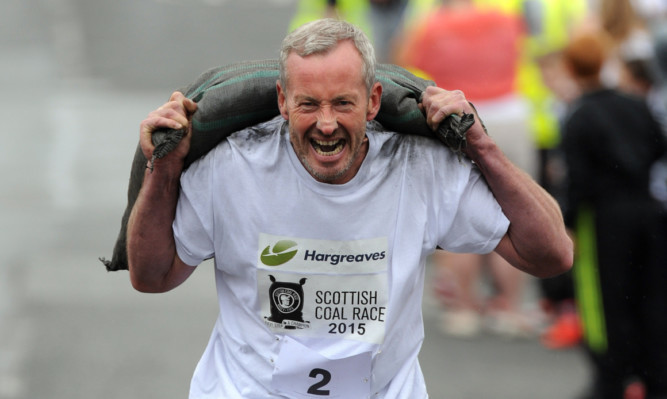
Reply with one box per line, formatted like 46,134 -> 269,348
279,18 -> 377,94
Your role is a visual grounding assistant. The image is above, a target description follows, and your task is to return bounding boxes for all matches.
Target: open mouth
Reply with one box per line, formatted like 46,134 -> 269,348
311,139 -> 345,156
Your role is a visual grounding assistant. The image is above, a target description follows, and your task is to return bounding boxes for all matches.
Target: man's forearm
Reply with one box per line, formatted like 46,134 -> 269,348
127,160 -> 184,291
470,141 -> 573,277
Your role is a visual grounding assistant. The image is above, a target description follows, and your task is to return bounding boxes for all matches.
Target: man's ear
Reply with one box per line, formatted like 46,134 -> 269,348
366,82 -> 383,121
276,80 -> 289,120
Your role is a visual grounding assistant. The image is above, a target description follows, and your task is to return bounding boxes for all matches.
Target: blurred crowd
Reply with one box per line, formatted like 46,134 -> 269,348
290,0 -> 667,398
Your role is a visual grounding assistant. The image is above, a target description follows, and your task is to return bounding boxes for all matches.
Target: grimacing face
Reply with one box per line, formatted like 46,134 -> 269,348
277,40 -> 382,184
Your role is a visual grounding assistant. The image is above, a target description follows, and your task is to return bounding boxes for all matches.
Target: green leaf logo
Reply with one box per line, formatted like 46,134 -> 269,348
260,240 -> 298,266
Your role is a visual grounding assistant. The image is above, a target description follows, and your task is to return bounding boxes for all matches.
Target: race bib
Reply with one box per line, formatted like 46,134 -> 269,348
257,234 -> 388,344
271,336 -> 371,398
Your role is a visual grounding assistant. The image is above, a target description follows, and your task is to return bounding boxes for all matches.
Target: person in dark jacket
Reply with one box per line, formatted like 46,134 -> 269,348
561,31 -> 667,399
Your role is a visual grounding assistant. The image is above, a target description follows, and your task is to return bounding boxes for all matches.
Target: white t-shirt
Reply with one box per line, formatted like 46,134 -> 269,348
174,116 -> 509,399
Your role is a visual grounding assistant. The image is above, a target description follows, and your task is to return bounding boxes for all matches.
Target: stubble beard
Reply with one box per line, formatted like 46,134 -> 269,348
292,124 -> 366,184
300,153 -> 356,183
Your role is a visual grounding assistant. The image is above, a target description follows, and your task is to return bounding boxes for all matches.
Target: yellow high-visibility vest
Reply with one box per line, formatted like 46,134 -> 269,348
288,0 -> 372,39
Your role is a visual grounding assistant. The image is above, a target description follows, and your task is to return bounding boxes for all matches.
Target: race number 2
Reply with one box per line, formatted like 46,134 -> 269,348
307,368 -> 331,395
271,336 -> 371,398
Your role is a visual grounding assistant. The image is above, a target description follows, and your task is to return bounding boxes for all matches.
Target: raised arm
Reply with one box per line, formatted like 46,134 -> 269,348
127,91 -> 198,292
421,86 -> 573,278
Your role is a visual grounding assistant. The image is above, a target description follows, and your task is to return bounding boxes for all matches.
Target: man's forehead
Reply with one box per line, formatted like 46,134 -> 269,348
285,41 -> 363,73
284,44 -> 365,91
287,39 -> 360,60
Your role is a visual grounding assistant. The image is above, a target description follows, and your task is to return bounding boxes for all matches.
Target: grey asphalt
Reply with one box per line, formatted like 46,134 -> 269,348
0,0 -> 590,398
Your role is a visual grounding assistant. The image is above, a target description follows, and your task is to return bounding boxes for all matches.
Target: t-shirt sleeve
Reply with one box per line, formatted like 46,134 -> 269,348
173,154 -> 216,267
437,165 -> 509,254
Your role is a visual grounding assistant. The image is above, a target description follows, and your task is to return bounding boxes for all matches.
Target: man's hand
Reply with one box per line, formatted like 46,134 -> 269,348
128,91 -> 198,293
139,91 -> 198,165
419,86 -> 490,160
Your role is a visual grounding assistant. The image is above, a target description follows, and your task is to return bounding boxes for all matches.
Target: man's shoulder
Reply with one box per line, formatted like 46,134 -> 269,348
368,121 -> 432,143
366,122 -> 470,179
187,116 -> 284,171
367,121 -> 447,155
227,115 -> 284,143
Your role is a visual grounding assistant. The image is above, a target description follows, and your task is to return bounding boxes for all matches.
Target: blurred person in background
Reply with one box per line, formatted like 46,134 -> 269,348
591,0 -> 667,130
618,12 -> 667,398
591,0 -> 654,89
646,18 -> 667,229
289,0 -> 371,36
290,0 -> 411,63
580,6 -> 667,396
367,0 -> 410,63
560,30 -> 667,399
397,0 -> 540,338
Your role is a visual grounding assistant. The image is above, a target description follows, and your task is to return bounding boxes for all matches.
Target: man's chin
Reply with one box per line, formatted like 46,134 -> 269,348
303,161 -> 348,183
309,168 -> 345,183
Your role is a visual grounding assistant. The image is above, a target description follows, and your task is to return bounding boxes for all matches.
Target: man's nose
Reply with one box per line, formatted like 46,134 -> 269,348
316,107 -> 338,134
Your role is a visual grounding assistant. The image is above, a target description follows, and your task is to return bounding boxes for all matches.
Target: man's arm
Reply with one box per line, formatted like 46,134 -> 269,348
421,86 -> 573,278
127,92 -> 198,293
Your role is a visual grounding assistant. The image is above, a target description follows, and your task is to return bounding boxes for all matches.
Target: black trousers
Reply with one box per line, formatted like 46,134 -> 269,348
578,200 -> 667,398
